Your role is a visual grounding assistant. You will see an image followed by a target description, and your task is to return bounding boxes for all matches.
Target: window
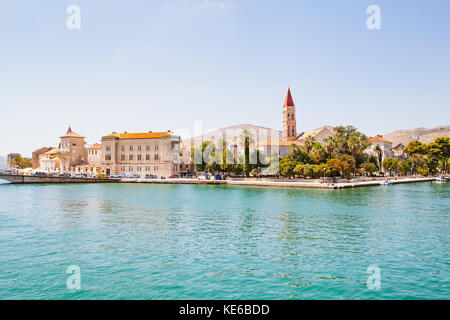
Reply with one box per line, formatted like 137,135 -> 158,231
129,155 -> 133,161
129,145 -> 133,151
105,155 -> 111,161
137,166 -> 141,172
120,166 -> 125,172
145,166 -> 150,171
129,166 -> 133,172
138,145 -> 141,151
146,145 -> 150,151
121,146 -> 125,152
154,166 -> 158,171
155,145 -> 159,151
106,145 -> 111,151
154,154 -> 159,161
146,154 -> 150,161
137,154 -> 142,161
72,143 -> 76,146
121,155 -> 125,161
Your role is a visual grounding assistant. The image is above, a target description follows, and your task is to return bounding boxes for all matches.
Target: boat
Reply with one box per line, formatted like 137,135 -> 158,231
380,179 -> 393,186
433,176 -> 448,184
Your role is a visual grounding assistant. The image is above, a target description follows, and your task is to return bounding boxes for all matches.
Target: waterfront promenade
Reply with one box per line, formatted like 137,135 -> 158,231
0,174 -> 436,189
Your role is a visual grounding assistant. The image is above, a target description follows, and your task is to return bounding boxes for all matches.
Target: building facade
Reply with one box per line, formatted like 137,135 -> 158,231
32,147 -> 53,169
6,153 -> 20,170
282,87 -> 297,141
100,131 -> 181,178
59,127 -> 87,172
39,148 -> 62,173
366,135 -> 394,159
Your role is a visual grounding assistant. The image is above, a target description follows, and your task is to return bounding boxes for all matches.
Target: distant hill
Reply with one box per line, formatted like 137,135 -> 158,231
384,125 -> 450,146
183,124 -> 282,147
0,156 -> 6,169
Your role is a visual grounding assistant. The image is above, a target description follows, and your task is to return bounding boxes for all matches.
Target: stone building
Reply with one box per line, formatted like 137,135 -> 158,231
283,87 -> 297,141
39,148 -> 62,173
7,153 -> 21,170
57,127 -> 87,173
392,143 -> 406,160
255,88 -> 335,157
100,131 -> 181,178
366,135 -> 394,159
32,147 -> 53,169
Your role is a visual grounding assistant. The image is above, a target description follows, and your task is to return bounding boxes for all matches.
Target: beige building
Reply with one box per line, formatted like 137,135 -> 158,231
100,131 -> 181,178
366,135 -> 394,159
6,153 -> 21,170
296,126 -> 336,145
39,148 -> 62,173
180,142 -> 194,175
59,127 -> 87,172
32,147 -> 53,169
392,143 -> 406,160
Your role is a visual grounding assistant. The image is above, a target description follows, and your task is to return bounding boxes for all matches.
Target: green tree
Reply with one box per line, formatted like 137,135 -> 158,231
12,155 -> 32,169
191,141 -> 215,172
326,155 -> 356,178
239,130 -> 254,177
404,140 -> 427,157
382,158 -> 398,176
303,164 -> 315,178
279,158 -> 297,178
286,144 -> 310,163
324,136 -> 337,159
374,145 -> 383,173
361,162 -> 378,175
310,142 -> 326,164
293,164 -> 304,177
399,160 -> 412,176
304,136 -> 316,154
427,137 -> 450,174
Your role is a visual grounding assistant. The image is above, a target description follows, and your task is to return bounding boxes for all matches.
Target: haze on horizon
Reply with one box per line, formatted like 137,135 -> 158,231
1,0 -> 449,156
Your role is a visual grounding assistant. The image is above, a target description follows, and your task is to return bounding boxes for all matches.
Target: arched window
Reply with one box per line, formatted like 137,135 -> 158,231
287,125 -> 291,136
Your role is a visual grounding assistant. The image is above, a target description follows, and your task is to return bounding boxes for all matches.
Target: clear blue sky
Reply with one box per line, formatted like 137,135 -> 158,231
1,0 -> 449,156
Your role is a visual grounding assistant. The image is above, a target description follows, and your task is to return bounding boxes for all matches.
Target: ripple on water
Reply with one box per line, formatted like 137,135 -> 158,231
0,182 -> 448,299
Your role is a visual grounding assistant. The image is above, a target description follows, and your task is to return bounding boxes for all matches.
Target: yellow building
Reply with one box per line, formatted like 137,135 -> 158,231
101,131 -> 181,178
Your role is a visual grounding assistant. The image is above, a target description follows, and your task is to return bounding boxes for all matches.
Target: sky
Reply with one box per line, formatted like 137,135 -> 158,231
0,0 -> 449,156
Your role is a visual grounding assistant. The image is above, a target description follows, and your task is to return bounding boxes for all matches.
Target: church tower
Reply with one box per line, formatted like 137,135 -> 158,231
282,87 -> 297,141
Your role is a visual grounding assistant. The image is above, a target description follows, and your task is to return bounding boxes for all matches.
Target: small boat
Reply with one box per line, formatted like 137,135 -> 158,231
433,176 -> 447,184
380,179 -> 393,186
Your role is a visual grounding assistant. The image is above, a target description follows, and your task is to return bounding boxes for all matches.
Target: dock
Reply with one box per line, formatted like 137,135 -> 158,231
0,174 -> 438,189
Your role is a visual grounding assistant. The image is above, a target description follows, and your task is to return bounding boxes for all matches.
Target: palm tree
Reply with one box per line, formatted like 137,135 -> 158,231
374,145 -> 383,173
324,136 -> 336,159
304,136 -> 316,154
239,130 -> 254,177
216,138 -> 228,174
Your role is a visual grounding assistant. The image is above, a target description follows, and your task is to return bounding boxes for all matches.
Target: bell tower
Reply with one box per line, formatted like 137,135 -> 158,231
282,87 -> 297,141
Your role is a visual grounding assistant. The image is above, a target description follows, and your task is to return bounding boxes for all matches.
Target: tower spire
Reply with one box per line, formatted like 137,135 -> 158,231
284,86 -> 295,107
282,87 -> 297,141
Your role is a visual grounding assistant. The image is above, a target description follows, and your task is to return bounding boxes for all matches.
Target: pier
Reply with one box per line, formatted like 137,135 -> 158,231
0,174 -> 438,189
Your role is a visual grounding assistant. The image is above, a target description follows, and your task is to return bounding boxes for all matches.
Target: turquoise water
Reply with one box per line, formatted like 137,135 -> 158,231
0,181 -> 448,300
